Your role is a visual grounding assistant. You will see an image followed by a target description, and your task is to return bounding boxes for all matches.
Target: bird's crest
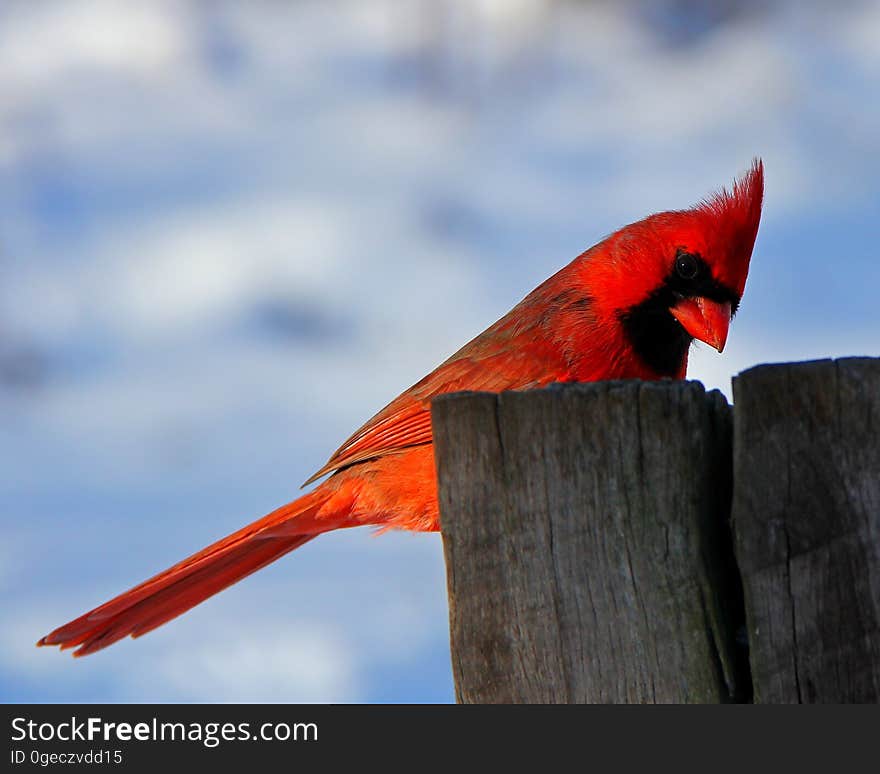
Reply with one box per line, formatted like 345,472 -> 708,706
696,158 -> 764,296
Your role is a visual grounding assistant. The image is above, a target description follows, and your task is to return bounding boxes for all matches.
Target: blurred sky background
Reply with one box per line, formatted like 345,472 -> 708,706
1,0 -> 879,703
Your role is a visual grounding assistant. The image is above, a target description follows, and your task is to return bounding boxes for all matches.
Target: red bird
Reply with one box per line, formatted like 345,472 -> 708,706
40,161 -> 764,656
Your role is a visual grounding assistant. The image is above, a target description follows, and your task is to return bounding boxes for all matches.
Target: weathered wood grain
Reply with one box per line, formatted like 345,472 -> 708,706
432,381 -> 746,703
732,358 -> 880,703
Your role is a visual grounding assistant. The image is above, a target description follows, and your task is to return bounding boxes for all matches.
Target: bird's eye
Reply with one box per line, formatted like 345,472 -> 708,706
675,252 -> 699,280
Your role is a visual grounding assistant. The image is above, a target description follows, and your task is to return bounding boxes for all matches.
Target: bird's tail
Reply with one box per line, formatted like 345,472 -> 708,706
38,487 -> 339,657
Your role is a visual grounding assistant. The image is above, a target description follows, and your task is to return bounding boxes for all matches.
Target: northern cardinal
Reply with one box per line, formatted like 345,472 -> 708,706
40,161 -> 763,656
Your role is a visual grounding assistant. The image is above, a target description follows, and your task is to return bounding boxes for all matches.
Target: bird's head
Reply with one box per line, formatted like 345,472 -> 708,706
583,160 -> 763,377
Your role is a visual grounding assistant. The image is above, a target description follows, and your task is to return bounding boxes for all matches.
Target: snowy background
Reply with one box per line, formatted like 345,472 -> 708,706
1,0 -> 878,702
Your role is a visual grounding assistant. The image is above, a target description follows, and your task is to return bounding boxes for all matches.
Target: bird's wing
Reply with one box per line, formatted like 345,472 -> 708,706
303,273 -> 591,485
303,340 -> 563,485
303,400 -> 434,485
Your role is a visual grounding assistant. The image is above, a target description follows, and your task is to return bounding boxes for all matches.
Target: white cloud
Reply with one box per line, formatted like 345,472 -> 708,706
156,623 -> 359,703
0,0 -> 187,94
832,0 -> 880,73
0,606 -> 359,702
97,200 -> 350,335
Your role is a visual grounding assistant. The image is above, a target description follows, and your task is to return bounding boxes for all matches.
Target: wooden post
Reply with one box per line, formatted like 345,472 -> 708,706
432,381 -> 748,703
732,358 -> 880,703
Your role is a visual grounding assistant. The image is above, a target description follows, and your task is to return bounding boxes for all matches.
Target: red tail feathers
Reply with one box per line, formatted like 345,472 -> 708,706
38,489 -> 333,657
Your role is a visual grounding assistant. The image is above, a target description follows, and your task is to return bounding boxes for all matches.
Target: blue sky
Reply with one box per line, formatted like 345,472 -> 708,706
1,0 -> 879,703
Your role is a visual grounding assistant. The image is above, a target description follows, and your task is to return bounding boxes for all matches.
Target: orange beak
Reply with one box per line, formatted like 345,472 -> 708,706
670,297 -> 732,353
